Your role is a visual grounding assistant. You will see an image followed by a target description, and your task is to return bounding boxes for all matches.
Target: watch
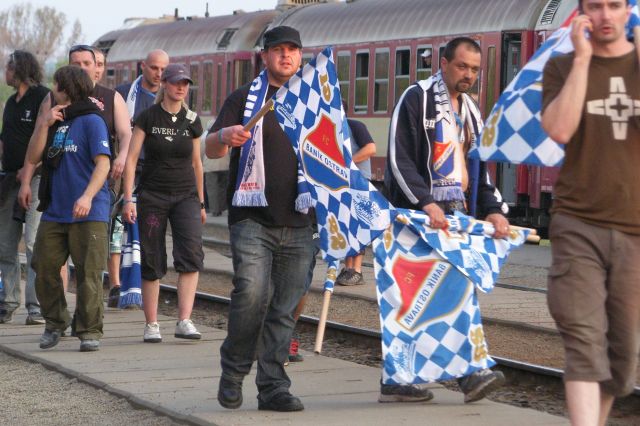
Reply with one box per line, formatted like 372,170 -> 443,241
200,202 -> 205,209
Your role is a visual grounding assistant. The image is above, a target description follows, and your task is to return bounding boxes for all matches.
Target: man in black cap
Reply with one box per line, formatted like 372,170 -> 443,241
206,25 -> 315,412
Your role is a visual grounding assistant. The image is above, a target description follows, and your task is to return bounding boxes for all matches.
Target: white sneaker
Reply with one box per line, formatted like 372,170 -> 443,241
175,319 -> 201,340
143,322 -> 162,343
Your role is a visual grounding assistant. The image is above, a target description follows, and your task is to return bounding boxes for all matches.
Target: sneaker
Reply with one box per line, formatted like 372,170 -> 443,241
340,270 -> 365,286
458,369 -> 506,403
143,322 -> 162,343
379,383 -> 434,403
258,392 -> 304,412
335,268 -> 352,285
26,311 -> 45,325
288,334 -> 304,363
0,308 -> 15,324
175,319 -> 201,340
218,376 -> 243,409
107,286 -> 120,308
39,329 -> 62,349
80,339 -> 100,352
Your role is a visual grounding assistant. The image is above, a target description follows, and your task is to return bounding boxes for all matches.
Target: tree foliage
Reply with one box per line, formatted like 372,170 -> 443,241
0,3 -> 83,64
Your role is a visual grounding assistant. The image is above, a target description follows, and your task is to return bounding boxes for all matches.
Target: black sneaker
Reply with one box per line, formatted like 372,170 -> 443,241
107,286 -> 120,308
336,269 -> 354,286
217,377 -> 243,409
458,369 -> 505,403
39,329 -> 62,349
341,271 -> 365,286
26,311 -> 45,325
378,383 -> 434,403
0,308 -> 15,324
258,392 -> 304,412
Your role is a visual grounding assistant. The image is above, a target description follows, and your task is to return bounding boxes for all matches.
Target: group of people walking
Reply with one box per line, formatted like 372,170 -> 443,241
1,1 -> 638,423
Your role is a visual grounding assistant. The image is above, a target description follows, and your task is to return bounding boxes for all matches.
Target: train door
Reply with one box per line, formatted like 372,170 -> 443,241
496,33 -> 522,206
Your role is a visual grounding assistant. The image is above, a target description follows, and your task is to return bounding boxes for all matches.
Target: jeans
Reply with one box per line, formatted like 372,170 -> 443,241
0,175 -> 41,313
220,219 -> 315,402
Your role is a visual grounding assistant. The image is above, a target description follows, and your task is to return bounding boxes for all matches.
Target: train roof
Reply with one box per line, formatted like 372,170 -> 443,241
97,10 -> 278,62
270,0 -> 574,47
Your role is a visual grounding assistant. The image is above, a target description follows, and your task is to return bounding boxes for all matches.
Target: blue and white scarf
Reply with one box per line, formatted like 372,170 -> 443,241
118,220 -> 142,308
233,69 -> 312,212
125,75 -> 144,118
423,72 -> 483,204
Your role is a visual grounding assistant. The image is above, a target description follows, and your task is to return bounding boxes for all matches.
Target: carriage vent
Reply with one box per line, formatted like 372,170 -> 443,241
539,0 -> 561,26
218,29 -> 237,49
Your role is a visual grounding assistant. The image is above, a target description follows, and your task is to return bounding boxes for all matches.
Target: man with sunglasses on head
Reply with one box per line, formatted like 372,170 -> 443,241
0,50 -> 49,325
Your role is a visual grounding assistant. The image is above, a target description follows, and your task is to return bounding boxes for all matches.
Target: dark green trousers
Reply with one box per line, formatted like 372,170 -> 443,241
33,221 -> 108,340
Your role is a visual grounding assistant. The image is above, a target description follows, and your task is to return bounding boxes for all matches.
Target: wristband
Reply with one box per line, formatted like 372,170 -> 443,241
124,199 -> 136,204
200,202 -> 205,209
218,128 -> 225,145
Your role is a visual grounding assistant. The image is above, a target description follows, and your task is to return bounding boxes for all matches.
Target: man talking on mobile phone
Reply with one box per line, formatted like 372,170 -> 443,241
541,1 -> 640,425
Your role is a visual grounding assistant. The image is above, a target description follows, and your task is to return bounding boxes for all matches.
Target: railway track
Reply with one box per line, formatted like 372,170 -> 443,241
157,282 -> 640,423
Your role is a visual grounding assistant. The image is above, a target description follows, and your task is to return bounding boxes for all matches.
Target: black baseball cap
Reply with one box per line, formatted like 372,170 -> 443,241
161,63 -> 194,84
263,26 -> 302,49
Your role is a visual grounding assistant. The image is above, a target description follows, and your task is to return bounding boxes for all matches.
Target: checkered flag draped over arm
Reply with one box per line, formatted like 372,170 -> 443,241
273,47 -> 396,276
470,2 -> 640,167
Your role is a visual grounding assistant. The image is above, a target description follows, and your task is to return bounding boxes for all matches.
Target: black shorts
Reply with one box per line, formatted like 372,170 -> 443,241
137,189 -> 204,280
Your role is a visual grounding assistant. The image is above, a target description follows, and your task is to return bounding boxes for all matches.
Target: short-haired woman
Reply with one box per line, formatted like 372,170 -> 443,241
122,64 -> 205,343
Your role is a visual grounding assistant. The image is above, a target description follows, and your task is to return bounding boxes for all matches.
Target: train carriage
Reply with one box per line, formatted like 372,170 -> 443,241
96,0 -> 576,233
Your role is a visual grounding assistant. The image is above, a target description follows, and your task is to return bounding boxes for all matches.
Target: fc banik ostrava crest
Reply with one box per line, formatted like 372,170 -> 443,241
301,113 -> 349,191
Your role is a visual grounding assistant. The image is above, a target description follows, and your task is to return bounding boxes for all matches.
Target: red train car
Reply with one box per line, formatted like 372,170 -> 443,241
95,0 -> 575,234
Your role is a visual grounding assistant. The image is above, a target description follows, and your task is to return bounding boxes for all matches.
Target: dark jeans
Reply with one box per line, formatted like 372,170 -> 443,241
32,221 -> 108,339
220,219 -> 315,402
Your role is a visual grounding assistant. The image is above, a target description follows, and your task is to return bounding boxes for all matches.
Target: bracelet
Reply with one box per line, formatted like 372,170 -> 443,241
218,128 -> 225,145
200,202 -> 205,209
124,199 -> 136,204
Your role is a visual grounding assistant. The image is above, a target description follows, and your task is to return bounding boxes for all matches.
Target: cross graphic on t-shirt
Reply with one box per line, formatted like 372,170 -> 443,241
586,77 -> 640,140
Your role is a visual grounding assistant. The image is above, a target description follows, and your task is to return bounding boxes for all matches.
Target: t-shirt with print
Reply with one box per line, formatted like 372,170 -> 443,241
347,118 -> 374,180
134,103 -> 203,193
210,83 -> 312,228
42,114 -> 111,223
0,85 -> 50,171
542,50 -> 640,235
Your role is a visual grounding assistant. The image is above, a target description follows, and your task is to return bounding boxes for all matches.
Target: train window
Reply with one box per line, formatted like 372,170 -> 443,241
190,63 -> 200,111
121,69 -> 129,85
485,46 -> 497,116
234,60 -> 252,88
216,63 -> 224,112
395,48 -> 410,104
354,51 -> 369,113
226,62 -> 232,96
417,46 -> 432,81
337,52 -> 351,108
203,62 -> 213,113
374,50 -> 389,112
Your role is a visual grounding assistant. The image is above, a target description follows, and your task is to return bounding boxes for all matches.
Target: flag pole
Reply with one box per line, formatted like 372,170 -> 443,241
635,26 -> 640,64
243,99 -> 274,132
314,290 -> 332,354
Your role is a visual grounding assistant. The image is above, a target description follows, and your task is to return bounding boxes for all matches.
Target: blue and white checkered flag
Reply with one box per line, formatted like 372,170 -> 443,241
471,2 -> 640,166
273,47 -> 397,288
374,209 -> 527,384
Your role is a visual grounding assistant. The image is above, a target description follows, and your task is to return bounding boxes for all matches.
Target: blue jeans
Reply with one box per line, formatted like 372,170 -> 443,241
0,175 -> 41,313
220,219 -> 315,402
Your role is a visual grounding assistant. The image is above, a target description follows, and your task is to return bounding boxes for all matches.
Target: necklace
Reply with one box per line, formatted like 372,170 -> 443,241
161,102 -> 180,122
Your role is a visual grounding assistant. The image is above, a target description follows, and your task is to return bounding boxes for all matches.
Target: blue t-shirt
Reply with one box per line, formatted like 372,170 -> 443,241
347,118 -> 374,180
42,114 -> 111,223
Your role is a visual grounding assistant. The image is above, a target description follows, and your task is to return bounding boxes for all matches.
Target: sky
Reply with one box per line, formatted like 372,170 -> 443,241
15,0 -> 272,45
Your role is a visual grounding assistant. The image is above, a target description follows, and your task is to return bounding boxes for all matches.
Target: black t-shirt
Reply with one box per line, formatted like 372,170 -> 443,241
135,103 -> 203,193
0,85 -> 50,171
210,84 -> 311,228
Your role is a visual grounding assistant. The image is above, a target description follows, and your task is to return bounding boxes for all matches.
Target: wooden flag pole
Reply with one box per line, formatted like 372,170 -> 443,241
314,290 -> 332,354
243,99 -> 274,132
635,26 -> 640,65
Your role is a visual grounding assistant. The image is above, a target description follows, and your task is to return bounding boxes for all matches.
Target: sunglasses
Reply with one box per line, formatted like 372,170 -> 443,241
68,44 -> 96,61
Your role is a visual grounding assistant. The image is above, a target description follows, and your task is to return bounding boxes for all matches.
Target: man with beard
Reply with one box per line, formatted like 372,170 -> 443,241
384,37 -> 509,404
